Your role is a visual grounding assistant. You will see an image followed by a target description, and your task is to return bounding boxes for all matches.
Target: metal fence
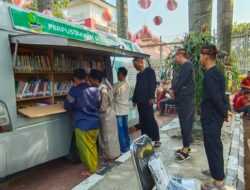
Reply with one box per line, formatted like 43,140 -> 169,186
231,32 -> 250,74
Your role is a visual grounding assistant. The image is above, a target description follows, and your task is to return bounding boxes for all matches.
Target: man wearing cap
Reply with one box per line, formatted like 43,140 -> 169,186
172,48 -> 195,161
200,44 -> 228,190
132,57 -> 161,147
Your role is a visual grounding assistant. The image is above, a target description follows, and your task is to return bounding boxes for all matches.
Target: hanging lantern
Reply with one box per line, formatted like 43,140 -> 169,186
12,0 -> 33,8
102,8 -> 112,23
12,0 -> 22,6
153,16 -> 163,26
138,0 -> 152,9
167,0 -> 178,11
84,18 -> 96,29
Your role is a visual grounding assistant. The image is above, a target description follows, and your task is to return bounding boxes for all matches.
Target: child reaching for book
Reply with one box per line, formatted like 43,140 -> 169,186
64,69 -> 101,177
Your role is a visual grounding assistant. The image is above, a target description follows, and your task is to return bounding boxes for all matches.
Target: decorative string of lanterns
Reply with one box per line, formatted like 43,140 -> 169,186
138,0 -> 178,11
137,0 -> 178,27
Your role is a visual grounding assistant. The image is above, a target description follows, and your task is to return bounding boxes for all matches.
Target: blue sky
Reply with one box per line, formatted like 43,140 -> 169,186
106,0 -> 250,41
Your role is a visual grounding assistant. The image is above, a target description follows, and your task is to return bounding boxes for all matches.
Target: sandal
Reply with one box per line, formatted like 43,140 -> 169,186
154,141 -> 162,148
201,181 -> 226,190
176,151 -> 191,162
175,147 -> 191,156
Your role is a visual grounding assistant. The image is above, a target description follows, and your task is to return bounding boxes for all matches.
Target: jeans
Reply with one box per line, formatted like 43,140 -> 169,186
116,115 -> 130,153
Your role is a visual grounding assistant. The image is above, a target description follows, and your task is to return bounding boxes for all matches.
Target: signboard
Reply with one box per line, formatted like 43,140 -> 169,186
9,6 -> 141,53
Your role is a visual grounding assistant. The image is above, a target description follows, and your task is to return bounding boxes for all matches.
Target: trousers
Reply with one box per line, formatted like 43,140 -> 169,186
176,97 -> 194,148
116,115 -> 130,153
137,103 -> 160,141
202,118 -> 225,180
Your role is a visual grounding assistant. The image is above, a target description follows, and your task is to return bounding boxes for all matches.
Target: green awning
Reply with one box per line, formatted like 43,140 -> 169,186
8,6 -> 148,58
10,34 -> 149,58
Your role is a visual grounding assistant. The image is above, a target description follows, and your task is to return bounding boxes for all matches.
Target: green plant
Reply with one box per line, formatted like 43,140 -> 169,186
183,32 -> 213,111
52,0 -> 70,18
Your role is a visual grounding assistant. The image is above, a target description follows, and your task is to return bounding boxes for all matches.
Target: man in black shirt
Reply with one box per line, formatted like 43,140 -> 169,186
200,44 -> 228,190
172,49 -> 195,161
132,57 -> 160,147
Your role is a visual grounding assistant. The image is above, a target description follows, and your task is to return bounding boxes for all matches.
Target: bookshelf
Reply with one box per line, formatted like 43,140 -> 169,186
13,46 -> 106,118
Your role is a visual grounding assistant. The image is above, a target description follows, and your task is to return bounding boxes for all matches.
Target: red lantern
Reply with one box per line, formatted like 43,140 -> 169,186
84,18 -> 96,29
12,0 -> 33,8
167,0 -> 178,11
12,0 -> 22,5
102,8 -> 112,23
153,16 -> 163,26
138,0 -> 152,9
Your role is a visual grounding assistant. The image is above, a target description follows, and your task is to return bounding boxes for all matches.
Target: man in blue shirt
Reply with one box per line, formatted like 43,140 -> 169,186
64,69 -> 101,177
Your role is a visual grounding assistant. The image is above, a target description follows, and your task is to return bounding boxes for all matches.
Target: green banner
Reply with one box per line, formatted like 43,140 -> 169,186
9,7 -> 140,53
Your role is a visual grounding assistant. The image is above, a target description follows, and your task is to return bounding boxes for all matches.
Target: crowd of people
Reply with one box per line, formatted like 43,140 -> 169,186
64,57 -> 160,177
155,44 -> 229,190
64,43 -> 235,190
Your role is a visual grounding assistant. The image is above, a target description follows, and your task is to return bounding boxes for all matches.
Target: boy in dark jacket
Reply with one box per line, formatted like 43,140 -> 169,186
64,69 -> 101,177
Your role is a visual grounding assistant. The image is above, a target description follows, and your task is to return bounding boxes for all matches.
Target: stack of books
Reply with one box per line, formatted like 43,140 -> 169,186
54,81 -> 73,96
16,80 -> 51,99
15,55 -> 51,72
54,54 -> 79,73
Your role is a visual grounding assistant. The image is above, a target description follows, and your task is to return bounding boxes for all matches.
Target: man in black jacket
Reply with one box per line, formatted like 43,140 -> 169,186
200,44 -> 228,190
172,48 -> 195,161
132,57 -> 160,147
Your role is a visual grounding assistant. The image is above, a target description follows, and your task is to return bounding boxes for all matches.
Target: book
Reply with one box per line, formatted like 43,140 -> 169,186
53,54 -> 91,73
14,55 -> 51,73
54,81 -> 73,95
16,79 -> 52,99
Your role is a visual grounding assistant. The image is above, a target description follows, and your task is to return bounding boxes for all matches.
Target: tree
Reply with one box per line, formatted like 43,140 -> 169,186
52,0 -> 69,18
37,0 -> 53,12
217,0 -> 234,54
116,0 -> 128,39
232,23 -> 250,36
188,0 -> 212,33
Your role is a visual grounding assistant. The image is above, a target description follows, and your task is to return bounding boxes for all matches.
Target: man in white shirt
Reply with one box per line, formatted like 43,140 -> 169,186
113,67 -> 130,153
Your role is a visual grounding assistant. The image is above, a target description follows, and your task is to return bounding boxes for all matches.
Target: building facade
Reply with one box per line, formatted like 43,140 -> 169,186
64,0 -> 117,34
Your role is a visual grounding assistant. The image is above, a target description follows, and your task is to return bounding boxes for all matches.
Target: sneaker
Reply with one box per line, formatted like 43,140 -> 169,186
175,147 -> 191,156
176,151 -> 191,162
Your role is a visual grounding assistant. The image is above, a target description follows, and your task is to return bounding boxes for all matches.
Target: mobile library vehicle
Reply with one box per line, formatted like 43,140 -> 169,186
0,2 -> 149,178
